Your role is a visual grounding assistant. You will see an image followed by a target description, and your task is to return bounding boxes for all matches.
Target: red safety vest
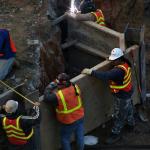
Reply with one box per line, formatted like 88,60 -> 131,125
56,84 -> 84,124
3,116 -> 34,145
91,9 -> 105,26
109,63 -> 132,93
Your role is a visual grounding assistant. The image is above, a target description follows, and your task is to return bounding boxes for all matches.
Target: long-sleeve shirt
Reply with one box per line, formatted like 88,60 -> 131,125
91,67 -> 133,99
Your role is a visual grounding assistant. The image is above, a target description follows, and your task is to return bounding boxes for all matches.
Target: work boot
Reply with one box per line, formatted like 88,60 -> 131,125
105,133 -> 121,144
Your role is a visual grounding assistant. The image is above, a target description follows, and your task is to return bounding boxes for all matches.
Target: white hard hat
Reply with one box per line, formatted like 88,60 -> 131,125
109,48 -> 124,60
5,100 -> 18,113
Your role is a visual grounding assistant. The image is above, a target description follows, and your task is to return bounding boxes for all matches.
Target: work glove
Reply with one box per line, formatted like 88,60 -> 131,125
47,82 -> 57,90
81,68 -> 92,75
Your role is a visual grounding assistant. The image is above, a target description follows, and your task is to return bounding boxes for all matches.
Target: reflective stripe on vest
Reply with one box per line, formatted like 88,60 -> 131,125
109,64 -> 131,90
3,116 -> 33,140
91,9 -> 105,26
56,85 -> 82,114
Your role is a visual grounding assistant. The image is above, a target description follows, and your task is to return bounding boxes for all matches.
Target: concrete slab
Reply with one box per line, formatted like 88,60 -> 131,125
40,16 -> 141,150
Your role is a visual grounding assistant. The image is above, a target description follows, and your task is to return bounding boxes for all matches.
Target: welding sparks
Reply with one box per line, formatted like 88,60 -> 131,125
70,0 -> 78,14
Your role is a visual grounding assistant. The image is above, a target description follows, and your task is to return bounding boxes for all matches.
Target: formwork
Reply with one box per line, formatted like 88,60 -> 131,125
40,15 -> 141,150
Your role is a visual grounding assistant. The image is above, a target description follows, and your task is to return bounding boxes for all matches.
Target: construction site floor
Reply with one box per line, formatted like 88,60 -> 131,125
81,105 -> 150,150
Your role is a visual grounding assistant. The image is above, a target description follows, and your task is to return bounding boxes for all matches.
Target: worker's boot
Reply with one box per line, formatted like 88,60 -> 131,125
105,133 -> 121,144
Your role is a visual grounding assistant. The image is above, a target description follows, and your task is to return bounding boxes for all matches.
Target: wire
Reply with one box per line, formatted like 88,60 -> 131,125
0,80 -> 36,105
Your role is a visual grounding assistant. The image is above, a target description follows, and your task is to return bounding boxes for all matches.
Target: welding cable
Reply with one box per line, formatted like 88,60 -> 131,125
0,80 -> 36,105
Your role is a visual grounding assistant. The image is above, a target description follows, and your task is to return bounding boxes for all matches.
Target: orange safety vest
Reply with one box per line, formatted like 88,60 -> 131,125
3,116 -> 34,145
91,9 -> 105,26
109,63 -> 132,93
9,35 -> 17,53
56,84 -> 84,124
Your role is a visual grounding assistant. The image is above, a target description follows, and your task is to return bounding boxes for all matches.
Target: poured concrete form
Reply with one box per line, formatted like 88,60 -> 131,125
40,16 -> 142,150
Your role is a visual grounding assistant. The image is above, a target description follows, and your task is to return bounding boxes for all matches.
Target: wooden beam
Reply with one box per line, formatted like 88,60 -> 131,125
75,42 -> 108,58
52,14 -> 67,26
61,40 -> 77,49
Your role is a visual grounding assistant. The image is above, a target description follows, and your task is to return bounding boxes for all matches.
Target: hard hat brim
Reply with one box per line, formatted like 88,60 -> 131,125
108,54 -> 123,61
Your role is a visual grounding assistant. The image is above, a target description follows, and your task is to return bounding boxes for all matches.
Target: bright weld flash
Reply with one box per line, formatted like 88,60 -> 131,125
70,0 -> 78,14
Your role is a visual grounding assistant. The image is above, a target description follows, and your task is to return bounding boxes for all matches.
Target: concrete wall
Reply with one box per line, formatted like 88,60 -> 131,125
67,15 -> 125,54
40,17 -> 140,150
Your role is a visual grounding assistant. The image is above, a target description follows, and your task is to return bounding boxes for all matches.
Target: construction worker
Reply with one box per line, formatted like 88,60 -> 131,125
82,48 -> 135,144
0,29 -> 17,80
43,73 -> 84,150
71,0 -> 106,26
0,100 -> 40,150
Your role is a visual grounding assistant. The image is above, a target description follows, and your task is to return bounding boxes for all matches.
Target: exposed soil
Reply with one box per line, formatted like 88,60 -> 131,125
0,0 -> 46,96
0,0 -> 150,150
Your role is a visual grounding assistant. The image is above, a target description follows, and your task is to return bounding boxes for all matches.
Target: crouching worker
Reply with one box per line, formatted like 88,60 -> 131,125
82,48 -> 135,144
43,73 -> 85,150
0,100 -> 40,150
0,29 -> 17,80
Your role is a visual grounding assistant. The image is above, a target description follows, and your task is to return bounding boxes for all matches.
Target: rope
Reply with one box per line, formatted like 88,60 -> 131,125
0,80 -> 36,105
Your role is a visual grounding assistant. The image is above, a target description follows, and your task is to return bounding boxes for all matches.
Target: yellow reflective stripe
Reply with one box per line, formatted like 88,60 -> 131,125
91,12 -> 98,21
6,130 -> 25,136
117,65 -> 128,72
7,128 -> 34,140
75,85 -> 80,94
56,86 -> 82,114
117,65 -> 131,79
56,96 -> 82,114
96,17 -> 104,23
3,117 -> 6,127
4,125 -> 22,131
123,72 -> 131,84
16,116 -> 21,129
58,90 -> 68,111
110,80 -> 130,89
99,22 -> 105,25
124,68 -> 130,79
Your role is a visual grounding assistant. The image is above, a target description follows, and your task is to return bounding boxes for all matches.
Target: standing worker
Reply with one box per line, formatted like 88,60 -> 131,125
0,100 -> 40,150
71,0 -> 106,26
43,73 -> 84,150
82,48 -> 135,144
0,29 -> 17,80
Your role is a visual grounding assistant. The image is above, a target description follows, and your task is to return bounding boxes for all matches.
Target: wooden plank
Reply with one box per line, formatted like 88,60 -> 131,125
52,14 -> 67,26
61,40 -> 77,49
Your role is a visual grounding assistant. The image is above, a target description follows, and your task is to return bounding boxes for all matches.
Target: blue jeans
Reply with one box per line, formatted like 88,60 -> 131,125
60,118 -> 84,150
0,57 -> 15,80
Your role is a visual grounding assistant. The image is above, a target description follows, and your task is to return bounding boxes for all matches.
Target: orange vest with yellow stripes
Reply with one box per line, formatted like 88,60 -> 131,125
56,84 -> 84,124
91,9 -> 105,26
3,116 -> 33,145
109,63 -> 132,93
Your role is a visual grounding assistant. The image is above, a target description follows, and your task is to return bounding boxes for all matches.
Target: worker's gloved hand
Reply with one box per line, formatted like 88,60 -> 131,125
47,82 -> 57,90
34,102 -> 40,106
81,68 -> 92,75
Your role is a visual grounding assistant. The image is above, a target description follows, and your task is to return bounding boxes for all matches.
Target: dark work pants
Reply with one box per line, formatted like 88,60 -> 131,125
112,96 -> 135,134
8,138 -> 34,150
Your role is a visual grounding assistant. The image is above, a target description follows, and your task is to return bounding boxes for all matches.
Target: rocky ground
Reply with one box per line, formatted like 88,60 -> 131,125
0,0 -> 45,96
0,0 -> 150,149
